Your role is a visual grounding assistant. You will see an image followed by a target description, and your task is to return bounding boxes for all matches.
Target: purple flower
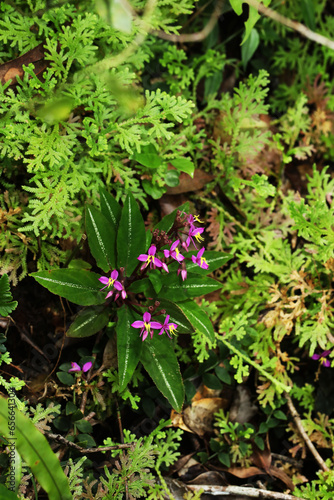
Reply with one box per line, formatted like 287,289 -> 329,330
159,315 -> 178,338
69,361 -> 93,373
177,266 -> 187,281
312,350 -> 332,367
138,245 -> 164,271
185,226 -> 204,249
113,281 -> 127,301
191,247 -> 209,270
99,270 -> 123,298
131,311 -> 163,341
187,214 -> 204,225
164,240 -> 184,263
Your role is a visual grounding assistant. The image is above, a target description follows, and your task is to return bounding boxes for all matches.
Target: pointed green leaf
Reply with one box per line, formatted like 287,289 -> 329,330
159,273 -> 221,300
31,269 -> 105,306
154,202 -> 189,233
158,273 -> 190,301
179,300 -> 215,343
180,273 -> 222,297
140,334 -> 184,411
156,298 -> 194,334
117,306 -> 142,390
99,188 -> 122,231
0,485 -> 20,499
85,205 -> 116,272
67,306 -> 109,338
117,192 -> 146,276
0,275 -> 18,317
186,251 -> 232,275
0,397 -> 72,500
170,158 -> 194,177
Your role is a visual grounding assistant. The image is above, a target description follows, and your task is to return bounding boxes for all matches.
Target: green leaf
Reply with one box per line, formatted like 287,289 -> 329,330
241,28 -> 259,69
170,158 -> 194,177
117,306 -> 142,391
0,397 -> 72,500
179,300 -> 215,343
142,180 -> 166,199
140,334 -> 184,411
0,275 -> 18,317
76,419 -> 93,433
154,202 -> 189,233
133,145 -> 162,168
67,306 -> 109,338
165,170 -> 180,187
99,188 -> 122,231
0,485 -> 20,499
128,278 -> 155,296
158,273 -> 190,301
186,251 -> 232,275
31,269 -> 105,306
57,372 -> 75,385
229,0 -> 243,15
156,298 -> 194,334
148,271 -> 163,294
215,365 -> 231,384
117,192 -> 146,276
85,205 -> 116,272
160,273 -> 221,299
203,373 -> 222,390
301,0 -> 316,30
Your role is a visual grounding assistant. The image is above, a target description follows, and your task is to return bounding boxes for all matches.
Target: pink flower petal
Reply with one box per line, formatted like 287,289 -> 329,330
132,320 -> 144,328
69,362 -> 81,372
148,245 -> 157,256
150,321 -> 163,329
114,281 -> 123,291
143,312 -> 151,323
82,362 -> 93,372
111,270 -> 118,280
138,254 -> 148,261
197,247 -> 205,258
99,276 -> 109,284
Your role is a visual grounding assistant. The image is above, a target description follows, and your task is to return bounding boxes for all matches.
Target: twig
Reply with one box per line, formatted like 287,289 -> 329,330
187,484 -> 303,499
46,432 -> 135,453
244,0 -> 334,51
85,0 -> 157,72
153,0 -> 224,42
285,393 -> 329,472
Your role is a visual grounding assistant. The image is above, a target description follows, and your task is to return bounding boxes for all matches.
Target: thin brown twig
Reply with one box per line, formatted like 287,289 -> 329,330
285,393 -> 330,472
188,484 -> 303,499
46,432 -> 135,453
153,0 -> 224,43
244,0 -> 334,51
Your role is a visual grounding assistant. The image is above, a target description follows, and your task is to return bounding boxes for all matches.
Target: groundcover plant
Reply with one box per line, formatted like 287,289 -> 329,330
1,0 -> 334,499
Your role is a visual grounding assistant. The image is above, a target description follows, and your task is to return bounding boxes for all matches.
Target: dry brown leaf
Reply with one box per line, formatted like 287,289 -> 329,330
0,43 -> 47,85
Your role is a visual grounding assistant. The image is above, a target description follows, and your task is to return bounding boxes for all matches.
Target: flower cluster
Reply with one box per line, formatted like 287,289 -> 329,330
131,311 -> 177,342
98,211 -> 208,341
311,350 -> 332,367
139,211 -> 208,282
68,361 -> 93,373
99,269 -> 127,300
